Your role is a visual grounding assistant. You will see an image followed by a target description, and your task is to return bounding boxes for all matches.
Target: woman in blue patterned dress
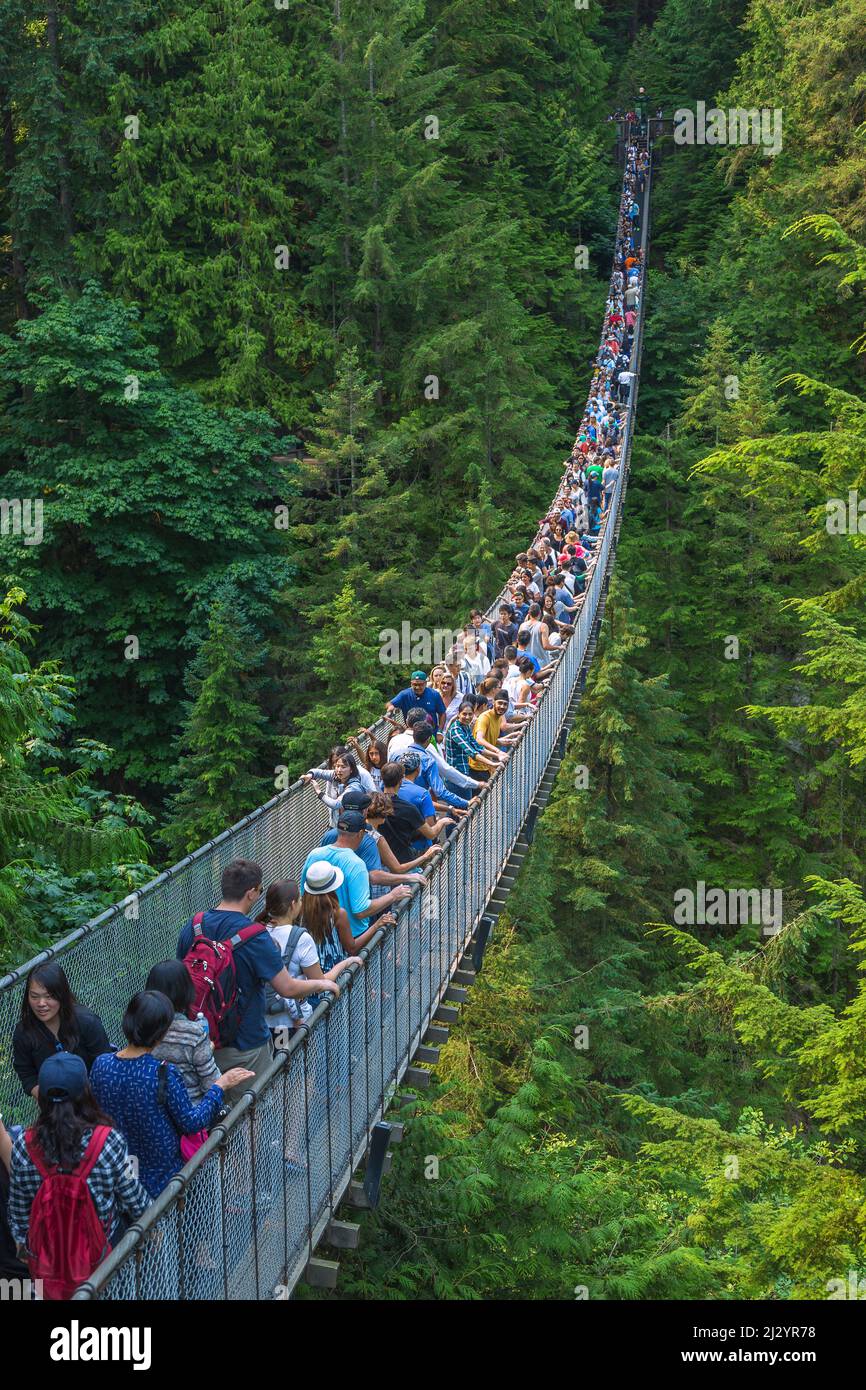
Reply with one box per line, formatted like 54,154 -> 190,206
90,991 -> 253,1197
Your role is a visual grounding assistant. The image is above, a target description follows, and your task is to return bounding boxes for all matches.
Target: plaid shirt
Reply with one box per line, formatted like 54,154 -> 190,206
445,719 -> 485,776
8,1126 -> 151,1251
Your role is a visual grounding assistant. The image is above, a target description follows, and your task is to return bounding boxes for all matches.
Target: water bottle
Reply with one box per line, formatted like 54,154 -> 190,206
196,1011 -> 209,1040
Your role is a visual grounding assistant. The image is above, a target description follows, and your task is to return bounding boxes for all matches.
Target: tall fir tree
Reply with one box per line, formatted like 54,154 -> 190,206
161,601 -> 270,858
283,581 -> 388,773
101,0 -> 329,424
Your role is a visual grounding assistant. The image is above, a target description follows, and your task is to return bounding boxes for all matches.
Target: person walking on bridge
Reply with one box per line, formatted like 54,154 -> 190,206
176,860 -> 335,1103
386,671 -> 447,732
302,809 -> 413,940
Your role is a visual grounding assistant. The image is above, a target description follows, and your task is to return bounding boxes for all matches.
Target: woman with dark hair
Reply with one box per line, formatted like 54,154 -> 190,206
347,731 -> 387,792
261,880 -> 359,1035
147,960 -> 222,1104
302,750 -> 373,826
12,962 -> 112,1099
327,743 -> 376,791
541,590 -> 564,630
90,991 -> 252,1196
300,863 -> 375,974
8,1053 -> 150,1299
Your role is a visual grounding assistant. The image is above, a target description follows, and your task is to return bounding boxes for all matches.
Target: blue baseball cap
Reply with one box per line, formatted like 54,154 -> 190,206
39,1051 -> 89,1102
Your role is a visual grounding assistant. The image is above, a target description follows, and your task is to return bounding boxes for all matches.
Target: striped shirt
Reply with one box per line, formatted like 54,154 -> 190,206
152,1013 -> 221,1104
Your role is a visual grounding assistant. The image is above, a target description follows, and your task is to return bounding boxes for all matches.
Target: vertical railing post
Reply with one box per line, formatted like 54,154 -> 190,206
303,1039 -> 313,1279
325,1007 -> 334,1215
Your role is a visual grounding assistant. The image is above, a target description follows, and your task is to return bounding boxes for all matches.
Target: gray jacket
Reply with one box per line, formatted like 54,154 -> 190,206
152,1013 -> 221,1103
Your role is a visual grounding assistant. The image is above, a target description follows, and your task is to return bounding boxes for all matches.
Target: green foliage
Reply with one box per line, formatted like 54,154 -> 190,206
283,582 -> 388,774
101,0 -> 330,424
0,587 -> 151,968
320,932 -> 719,1301
0,0 -> 617,815
0,283 -> 289,788
446,467 -> 508,612
297,0 -> 866,1307
5,0 -> 866,1307
160,602 -> 271,859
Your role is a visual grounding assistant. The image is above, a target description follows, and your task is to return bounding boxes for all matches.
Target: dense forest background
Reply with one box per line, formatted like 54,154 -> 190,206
4,0 -> 866,1299
0,0 -> 618,958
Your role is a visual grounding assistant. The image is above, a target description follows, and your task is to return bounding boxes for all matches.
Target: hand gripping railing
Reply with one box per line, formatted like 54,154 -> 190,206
1,151 -> 650,1301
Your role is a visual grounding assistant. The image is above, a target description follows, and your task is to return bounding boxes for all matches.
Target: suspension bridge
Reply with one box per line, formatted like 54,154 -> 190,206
0,134 -> 653,1302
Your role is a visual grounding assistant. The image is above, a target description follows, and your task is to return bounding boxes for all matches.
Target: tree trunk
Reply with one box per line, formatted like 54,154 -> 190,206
335,0 -> 351,271
46,3 -> 75,247
1,98 -> 31,319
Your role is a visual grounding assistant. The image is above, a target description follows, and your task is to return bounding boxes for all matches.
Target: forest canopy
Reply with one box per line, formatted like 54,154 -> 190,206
3,0 -> 866,1305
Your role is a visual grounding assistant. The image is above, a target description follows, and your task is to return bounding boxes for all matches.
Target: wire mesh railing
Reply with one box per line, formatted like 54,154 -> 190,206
1,150 -> 650,1299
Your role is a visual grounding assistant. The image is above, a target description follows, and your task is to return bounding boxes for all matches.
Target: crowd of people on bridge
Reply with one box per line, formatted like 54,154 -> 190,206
0,147 -> 646,1299
608,107 -> 663,123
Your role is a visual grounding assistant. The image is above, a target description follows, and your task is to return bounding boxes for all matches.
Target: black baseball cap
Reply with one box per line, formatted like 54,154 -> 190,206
341,788 -> 372,811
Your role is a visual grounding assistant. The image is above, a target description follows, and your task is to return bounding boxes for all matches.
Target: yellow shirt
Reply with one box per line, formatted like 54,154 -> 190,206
470,710 -> 502,770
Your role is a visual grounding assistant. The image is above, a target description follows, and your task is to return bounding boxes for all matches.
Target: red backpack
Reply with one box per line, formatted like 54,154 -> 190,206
24,1125 -> 112,1300
181,911 -> 267,1048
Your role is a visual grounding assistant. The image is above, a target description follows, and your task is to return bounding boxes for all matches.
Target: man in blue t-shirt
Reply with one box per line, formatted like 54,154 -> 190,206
303,810 -> 412,937
386,671 -> 447,731
176,859 -> 334,1104
515,631 -> 542,675
392,750 -> 454,853
320,790 -> 428,892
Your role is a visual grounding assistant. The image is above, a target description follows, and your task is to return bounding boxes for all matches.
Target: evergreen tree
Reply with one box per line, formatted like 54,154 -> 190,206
161,602 -> 270,858
0,586 -> 150,967
618,875 -> 866,1298
446,468 -> 507,613
0,0 -> 147,317
678,319 -> 741,444
102,0 -> 328,424
283,582 -> 387,773
545,583 -> 697,937
530,587 -> 716,1097
292,346 -> 405,606
677,342 -> 811,882
0,283 -> 290,789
